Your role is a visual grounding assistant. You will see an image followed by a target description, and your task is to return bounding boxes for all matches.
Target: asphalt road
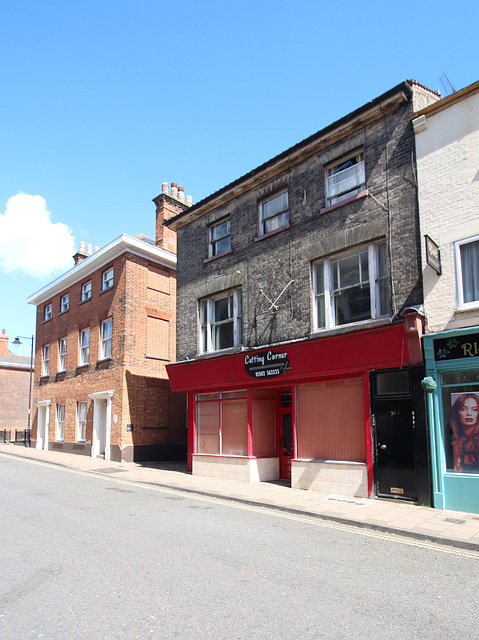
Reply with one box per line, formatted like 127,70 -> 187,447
1,455 -> 479,640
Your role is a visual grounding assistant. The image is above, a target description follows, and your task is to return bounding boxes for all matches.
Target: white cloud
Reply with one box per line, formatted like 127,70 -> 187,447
0,193 -> 75,279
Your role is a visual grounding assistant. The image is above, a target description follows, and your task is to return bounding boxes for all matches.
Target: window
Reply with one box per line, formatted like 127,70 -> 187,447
57,404 -> 65,441
312,242 -> 387,330
196,391 -> 248,456
101,318 -> 112,359
81,281 -> 92,302
325,152 -> 365,207
259,191 -> 289,236
79,328 -> 90,365
208,219 -> 231,257
44,304 -> 52,321
59,337 -> 67,371
42,344 -> 50,376
102,267 -> 114,291
77,401 -> 87,441
60,294 -> 69,313
455,236 -> 479,309
200,289 -> 242,353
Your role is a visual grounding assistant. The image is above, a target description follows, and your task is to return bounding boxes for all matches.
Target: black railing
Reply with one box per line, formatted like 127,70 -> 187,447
0,429 -> 11,444
0,429 -> 31,447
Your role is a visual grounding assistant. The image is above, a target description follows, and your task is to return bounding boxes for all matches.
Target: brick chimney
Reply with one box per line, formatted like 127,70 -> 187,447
0,329 -> 12,355
73,241 -> 89,265
153,182 -> 192,254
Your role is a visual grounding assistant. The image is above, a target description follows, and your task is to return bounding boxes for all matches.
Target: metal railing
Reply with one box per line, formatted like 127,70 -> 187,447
0,429 -> 30,446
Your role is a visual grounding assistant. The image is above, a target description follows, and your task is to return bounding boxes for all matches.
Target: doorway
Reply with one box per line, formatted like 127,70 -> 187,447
36,401 -> 50,451
90,391 -> 113,460
277,391 -> 293,480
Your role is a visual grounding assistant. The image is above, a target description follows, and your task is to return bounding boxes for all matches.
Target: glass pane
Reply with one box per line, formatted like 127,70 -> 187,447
377,242 -> 387,278
442,371 -> 479,385
221,391 -> 247,399
333,285 -> 370,325
377,279 -> 388,316
360,249 -> 369,281
281,392 -> 292,407
316,294 -> 325,328
338,254 -> 361,288
214,297 -> 230,322
461,241 -> 479,303
214,322 -> 233,350
443,388 -> 479,473
197,401 -> 220,454
314,263 -> 324,295
211,220 -> 229,241
375,371 -> 409,395
282,414 -> 293,456
222,399 -> 248,455
214,236 -> 231,255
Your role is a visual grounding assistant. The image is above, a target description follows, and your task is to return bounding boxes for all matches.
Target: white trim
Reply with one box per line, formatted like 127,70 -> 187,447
27,234 -> 176,306
455,235 -> 479,311
35,399 -> 51,451
89,390 -> 114,461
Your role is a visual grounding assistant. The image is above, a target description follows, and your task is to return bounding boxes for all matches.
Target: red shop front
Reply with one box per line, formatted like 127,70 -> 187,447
167,322 -> 419,499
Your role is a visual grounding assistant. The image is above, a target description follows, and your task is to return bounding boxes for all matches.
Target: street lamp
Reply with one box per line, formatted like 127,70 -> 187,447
13,335 -> 34,447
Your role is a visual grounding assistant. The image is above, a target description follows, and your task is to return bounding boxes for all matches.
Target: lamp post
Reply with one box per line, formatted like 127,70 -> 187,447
13,335 -> 34,447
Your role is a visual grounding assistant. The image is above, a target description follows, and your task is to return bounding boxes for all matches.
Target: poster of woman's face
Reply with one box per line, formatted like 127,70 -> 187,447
451,392 -> 479,473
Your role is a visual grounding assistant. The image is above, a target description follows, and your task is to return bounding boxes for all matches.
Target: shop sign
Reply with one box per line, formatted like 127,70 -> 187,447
244,350 -> 289,378
425,235 -> 442,275
434,332 -> 479,361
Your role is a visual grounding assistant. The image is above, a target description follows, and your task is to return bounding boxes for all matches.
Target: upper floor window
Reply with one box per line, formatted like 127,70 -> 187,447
81,281 -> 92,302
200,289 -> 242,354
57,404 -> 65,441
325,152 -> 365,207
101,318 -> 112,359
312,242 -> 388,330
259,191 -> 289,236
60,294 -> 69,313
79,328 -> 90,365
209,219 -> 231,258
43,344 -> 51,376
59,337 -> 67,371
44,304 -> 52,322
455,236 -> 479,310
102,267 -> 114,291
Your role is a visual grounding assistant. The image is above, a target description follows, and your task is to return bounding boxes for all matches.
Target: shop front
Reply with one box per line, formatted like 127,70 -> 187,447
423,327 -> 479,514
167,323 -> 430,501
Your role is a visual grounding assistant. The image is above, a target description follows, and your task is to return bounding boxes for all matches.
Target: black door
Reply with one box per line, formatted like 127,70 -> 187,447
374,397 -> 417,500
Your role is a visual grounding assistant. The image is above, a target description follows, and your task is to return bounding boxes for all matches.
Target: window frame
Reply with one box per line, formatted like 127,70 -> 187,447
81,281 -> 92,302
102,267 -> 114,291
208,218 -> 231,258
77,401 -> 87,442
312,241 -> 388,331
79,328 -> 90,365
101,318 -> 112,359
59,337 -> 67,371
42,343 -> 51,376
199,289 -> 242,354
56,404 -> 65,441
325,151 -> 366,207
60,294 -> 69,313
455,235 -> 479,311
44,304 -> 52,322
258,190 -> 289,237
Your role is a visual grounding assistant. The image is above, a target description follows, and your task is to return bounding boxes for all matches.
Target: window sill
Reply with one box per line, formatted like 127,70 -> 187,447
309,317 -> 390,339
254,224 -> 290,243
43,318 -> 52,324
455,303 -> 479,314
99,286 -> 114,295
58,310 -> 69,316
146,355 -> 170,362
204,249 -> 232,264
197,346 -> 244,360
79,298 -> 91,305
320,189 -> 368,215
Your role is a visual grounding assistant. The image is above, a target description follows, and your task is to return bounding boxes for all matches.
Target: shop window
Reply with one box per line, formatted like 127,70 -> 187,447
57,404 -> 65,441
77,401 -> 87,441
455,236 -> 479,309
258,190 -> 289,236
209,218 -> 231,258
59,337 -> 67,371
200,289 -> 242,353
196,392 -> 248,456
441,373 -> 479,473
252,390 -> 275,456
325,151 -> 365,207
312,242 -> 388,330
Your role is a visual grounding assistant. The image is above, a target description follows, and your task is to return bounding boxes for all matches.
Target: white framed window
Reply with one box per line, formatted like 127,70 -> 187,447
77,401 -> 87,441
209,219 -> 231,257
81,281 -> 92,302
59,337 -> 67,371
79,328 -> 90,365
44,304 -> 52,321
455,236 -> 479,310
200,289 -> 242,354
42,344 -> 51,376
56,404 -> 65,441
259,190 -> 289,236
60,294 -> 69,313
312,242 -> 388,330
101,318 -> 112,359
325,152 -> 365,207
102,267 -> 114,291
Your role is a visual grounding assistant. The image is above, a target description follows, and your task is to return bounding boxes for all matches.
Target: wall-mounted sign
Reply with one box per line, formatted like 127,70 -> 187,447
244,350 -> 289,379
425,235 -> 442,275
434,332 -> 479,361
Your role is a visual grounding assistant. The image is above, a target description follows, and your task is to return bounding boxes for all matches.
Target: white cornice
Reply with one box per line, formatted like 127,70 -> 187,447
27,234 -> 176,306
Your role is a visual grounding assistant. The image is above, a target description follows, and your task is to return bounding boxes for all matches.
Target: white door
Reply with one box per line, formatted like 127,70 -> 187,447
36,404 -> 50,451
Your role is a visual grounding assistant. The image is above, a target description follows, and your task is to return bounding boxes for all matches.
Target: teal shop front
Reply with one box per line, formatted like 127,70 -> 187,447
423,327 -> 479,514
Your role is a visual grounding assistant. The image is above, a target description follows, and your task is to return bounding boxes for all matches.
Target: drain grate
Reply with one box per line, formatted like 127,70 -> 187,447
443,517 -> 466,525
94,467 -> 127,474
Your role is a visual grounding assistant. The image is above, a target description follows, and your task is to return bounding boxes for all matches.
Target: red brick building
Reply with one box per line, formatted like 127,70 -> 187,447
0,329 -> 34,434
27,184 -> 189,462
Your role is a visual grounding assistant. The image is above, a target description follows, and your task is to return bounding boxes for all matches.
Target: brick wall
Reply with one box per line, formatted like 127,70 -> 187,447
0,366 -> 31,431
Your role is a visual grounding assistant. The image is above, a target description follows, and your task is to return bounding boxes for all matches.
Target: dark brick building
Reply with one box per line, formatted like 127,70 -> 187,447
27,184 -> 189,462
0,329 -> 34,434
166,82 -> 439,504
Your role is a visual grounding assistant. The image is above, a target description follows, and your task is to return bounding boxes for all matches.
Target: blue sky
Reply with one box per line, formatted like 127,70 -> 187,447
1,0 -> 478,354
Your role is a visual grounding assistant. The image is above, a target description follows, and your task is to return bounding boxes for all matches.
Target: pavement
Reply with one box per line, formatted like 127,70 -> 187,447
3,443 -> 479,553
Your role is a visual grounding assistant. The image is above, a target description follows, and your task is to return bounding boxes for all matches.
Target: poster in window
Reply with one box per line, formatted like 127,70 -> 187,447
451,392 -> 479,473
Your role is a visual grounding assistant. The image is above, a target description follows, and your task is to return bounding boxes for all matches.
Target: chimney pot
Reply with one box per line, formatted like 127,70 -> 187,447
162,182 -> 169,194
79,241 -> 85,252
87,243 -> 93,255
186,195 -> 193,206
171,183 -> 178,198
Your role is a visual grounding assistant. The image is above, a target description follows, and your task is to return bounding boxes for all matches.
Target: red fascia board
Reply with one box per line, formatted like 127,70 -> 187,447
166,323 -> 410,393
